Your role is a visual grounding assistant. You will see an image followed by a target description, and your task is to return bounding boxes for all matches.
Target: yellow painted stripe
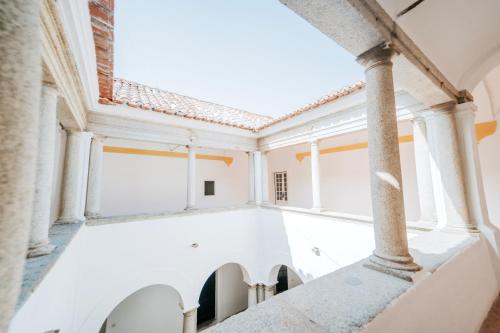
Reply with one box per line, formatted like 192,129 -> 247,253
103,146 -> 234,166
296,121 -> 497,161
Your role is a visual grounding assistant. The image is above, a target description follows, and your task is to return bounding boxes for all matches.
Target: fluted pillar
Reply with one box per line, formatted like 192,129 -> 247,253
424,103 -> 474,231
310,140 -> 322,211
27,83 -> 59,257
412,115 -> 437,227
85,135 -> 105,218
254,151 -> 262,205
357,44 -> 420,276
0,1 -> 43,331
261,152 -> 270,204
58,131 -> 93,223
247,284 -> 258,307
186,146 -> 196,210
247,152 -> 255,204
182,308 -> 197,333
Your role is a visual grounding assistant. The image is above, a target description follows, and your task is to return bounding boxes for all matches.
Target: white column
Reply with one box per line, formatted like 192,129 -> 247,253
424,104 -> 473,231
256,284 -> 265,303
27,83 -> 59,257
182,308 -> 197,333
261,152 -> 270,204
264,284 -> 275,300
254,151 -> 262,205
58,131 -> 93,223
186,146 -> 196,210
310,140 -> 322,211
455,102 -> 488,227
357,44 -> 420,276
85,135 -> 105,218
247,152 -> 255,204
412,116 -> 437,227
247,284 -> 258,307
0,1 -> 43,330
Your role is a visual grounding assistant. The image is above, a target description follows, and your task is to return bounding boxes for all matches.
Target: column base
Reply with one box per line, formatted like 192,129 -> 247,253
442,223 -> 479,234
364,253 -> 421,282
27,242 -> 56,258
415,220 -> 438,229
184,206 -> 196,211
311,206 -> 325,213
56,216 -> 85,224
85,212 -> 101,220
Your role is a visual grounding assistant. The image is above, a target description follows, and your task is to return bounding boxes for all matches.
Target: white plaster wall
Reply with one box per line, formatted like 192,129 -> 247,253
479,128 -> 500,227
105,285 -> 183,333
266,121 -> 420,221
100,138 -> 248,216
216,263 -> 248,322
10,208 -> 384,333
362,237 -> 498,333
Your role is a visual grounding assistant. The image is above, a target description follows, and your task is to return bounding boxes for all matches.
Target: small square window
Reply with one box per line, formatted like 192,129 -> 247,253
204,181 -> 215,196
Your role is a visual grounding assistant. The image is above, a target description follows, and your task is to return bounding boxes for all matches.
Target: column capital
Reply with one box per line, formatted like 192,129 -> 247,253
92,134 -> 106,143
356,43 -> 396,70
41,81 -> 59,96
455,101 -> 477,117
309,138 -> 320,146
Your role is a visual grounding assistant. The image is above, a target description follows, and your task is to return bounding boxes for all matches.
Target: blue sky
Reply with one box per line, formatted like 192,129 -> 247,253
114,0 -> 364,118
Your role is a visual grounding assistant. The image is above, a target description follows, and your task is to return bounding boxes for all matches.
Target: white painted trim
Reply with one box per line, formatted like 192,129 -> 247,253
57,0 -> 99,110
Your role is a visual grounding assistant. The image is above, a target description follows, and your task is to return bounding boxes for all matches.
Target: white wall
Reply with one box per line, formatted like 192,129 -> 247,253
266,120 -> 420,221
216,263 -> 248,322
100,138 -> 248,216
10,208 -> 383,333
105,285 -> 183,333
362,237 -> 498,333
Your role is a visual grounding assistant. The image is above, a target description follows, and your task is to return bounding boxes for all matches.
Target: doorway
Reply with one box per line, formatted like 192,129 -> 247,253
197,272 -> 216,327
274,171 -> 288,205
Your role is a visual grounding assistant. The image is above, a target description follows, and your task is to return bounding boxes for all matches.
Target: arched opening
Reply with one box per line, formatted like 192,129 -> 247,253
99,285 -> 183,333
197,263 -> 249,330
271,265 -> 303,295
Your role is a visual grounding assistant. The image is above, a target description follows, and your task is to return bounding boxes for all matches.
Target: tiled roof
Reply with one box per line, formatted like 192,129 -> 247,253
256,81 -> 366,130
110,78 -> 365,132
112,78 -> 273,131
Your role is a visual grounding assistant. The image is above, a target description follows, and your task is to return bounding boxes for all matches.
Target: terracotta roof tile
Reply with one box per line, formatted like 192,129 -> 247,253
109,78 -> 365,132
112,78 -> 273,131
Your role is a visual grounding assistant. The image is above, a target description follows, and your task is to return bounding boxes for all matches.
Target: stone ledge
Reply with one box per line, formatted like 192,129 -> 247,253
17,221 -> 83,310
207,230 -> 478,333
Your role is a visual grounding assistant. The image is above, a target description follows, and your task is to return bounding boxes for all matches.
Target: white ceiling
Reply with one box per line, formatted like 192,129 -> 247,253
378,0 -> 500,91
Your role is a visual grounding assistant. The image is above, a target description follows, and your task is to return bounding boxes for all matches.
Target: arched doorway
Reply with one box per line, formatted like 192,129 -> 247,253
272,265 -> 303,295
100,285 -> 183,333
197,263 -> 249,329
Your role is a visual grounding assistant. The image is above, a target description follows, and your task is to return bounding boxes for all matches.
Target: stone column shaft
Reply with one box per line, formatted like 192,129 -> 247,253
85,135 -> 104,218
310,140 -> 322,211
412,116 -> 437,227
28,83 -> 59,258
247,284 -> 258,307
455,102 -> 489,228
247,152 -> 255,204
183,308 -> 197,333
357,44 -> 419,276
186,146 -> 196,210
261,152 -> 270,204
254,151 -> 262,205
58,131 -> 93,223
264,284 -> 275,300
256,284 -> 265,303
424,104 -> 472,231
0,1 -> 43,331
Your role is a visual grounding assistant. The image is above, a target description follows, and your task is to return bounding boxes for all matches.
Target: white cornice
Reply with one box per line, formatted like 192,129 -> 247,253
41,0 -> 88,130
87,110 -> 258,152
93,103 -> 259,138
56,0 -> 99,110
258,91 -> 424,151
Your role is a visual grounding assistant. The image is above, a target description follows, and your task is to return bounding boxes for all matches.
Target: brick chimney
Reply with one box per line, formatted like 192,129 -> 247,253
89,0 -> 114,103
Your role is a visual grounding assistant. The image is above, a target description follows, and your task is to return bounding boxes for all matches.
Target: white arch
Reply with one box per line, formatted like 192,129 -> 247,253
194,262 -> 252,298
459,44 -> 500,91
77,268 -> 194,333
267,263 -> 304,287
